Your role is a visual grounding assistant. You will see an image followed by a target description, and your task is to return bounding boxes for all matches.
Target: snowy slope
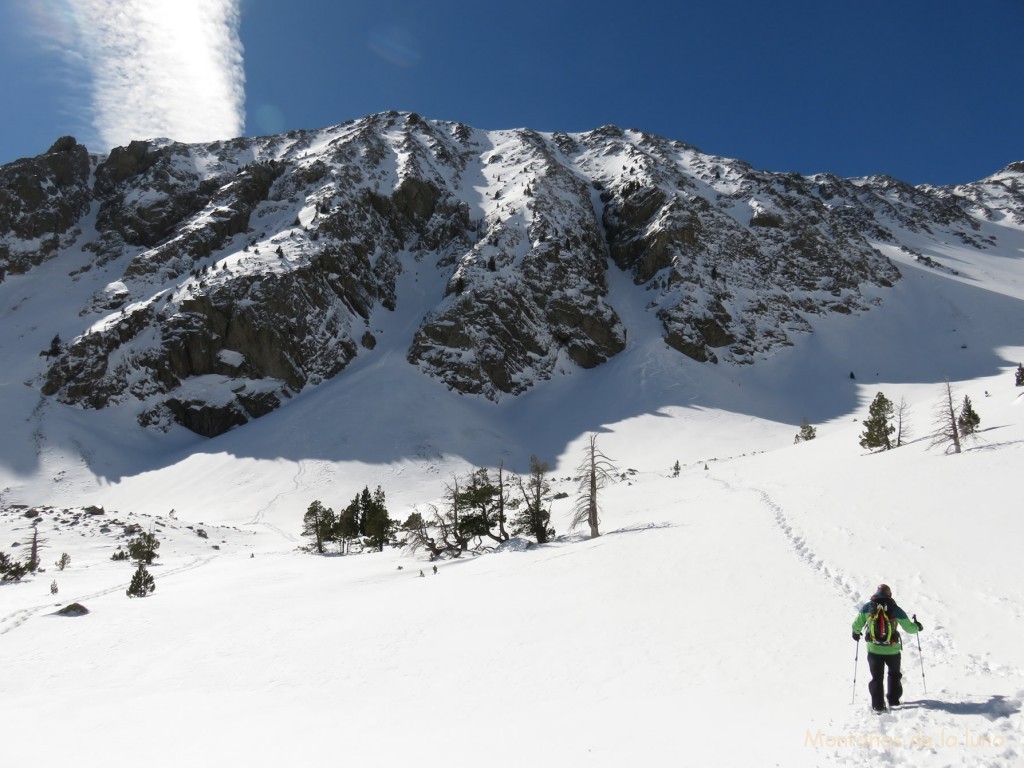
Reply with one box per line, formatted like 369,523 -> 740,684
3,243 -> 1024,766
2,119 -> 1024,766
2,383 -> 1022,767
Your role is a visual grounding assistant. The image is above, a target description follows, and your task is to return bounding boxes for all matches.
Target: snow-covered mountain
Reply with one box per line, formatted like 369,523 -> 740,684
2,115 -> 1024,767
3,112 -> 1021,438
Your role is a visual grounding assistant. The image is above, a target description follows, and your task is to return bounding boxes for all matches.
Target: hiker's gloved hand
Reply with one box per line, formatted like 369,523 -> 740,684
852,632 -> 861,642
912,614 -> 923,631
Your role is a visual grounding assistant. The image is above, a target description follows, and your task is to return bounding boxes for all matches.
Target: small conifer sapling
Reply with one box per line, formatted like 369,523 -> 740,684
957,395 -> 981,437
795,418 -> 817,443
126,563 -> 155,598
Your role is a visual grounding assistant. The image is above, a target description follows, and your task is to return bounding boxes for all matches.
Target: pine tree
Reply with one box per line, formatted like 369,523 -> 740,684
860,392 -> 895,450
358,487 -> 373,536
126,563 -> 155,598
362,486 -> 393,552
1016,363 -> 1024,387
672,460 -> 681,477
127,530 -> 160,564
302,500 -> 335,554
957,395 -> 981,437
27,523 -> 43,572
794,418 -> 817,443
450,467 -> 510,545
1,550 -> 29,582
513,455 -> 554,544
335,496 -> 361,554
404,468 -> 512,558
441,477 -> 473,553
571,434 -> 616,538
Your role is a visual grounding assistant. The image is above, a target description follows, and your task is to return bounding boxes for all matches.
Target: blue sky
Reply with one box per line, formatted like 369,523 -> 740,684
0,0 -> 1020,184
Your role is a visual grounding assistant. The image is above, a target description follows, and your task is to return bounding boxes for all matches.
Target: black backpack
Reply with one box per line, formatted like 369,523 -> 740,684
867,601 -> 901,646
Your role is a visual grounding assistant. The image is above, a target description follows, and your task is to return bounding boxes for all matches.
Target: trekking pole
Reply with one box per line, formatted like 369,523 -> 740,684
912,614 -> 927,693
851,637 -> 860,704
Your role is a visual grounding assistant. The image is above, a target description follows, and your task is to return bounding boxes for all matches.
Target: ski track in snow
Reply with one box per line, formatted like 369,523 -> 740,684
247,462 -> 303,543
773,488 -> 1022,683
826,692 -> 1024,768
0,554 -> 215,636
759,488 -> 862,605
712,477 -> 1024,767
708,476 -> 861,604
730,479 -> 1024,681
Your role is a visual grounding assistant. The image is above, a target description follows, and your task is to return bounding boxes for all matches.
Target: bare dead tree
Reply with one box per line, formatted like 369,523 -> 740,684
930,379 -> 962,454
894,396 -> 912,447
571,433 -> 617,538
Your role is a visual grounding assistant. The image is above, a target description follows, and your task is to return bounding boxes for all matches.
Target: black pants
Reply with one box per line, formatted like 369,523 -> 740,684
867,651 -> 903,709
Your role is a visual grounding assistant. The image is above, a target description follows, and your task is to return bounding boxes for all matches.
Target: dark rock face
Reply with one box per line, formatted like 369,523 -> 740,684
5,114 -> 1021,435
0,137 -> 91,275
584,132 -> 902,364
408,126 -> 626,397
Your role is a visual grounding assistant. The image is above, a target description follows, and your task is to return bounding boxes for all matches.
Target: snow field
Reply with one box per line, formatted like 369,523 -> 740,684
2,118 -> 1024,765
5,381 -> 1023,768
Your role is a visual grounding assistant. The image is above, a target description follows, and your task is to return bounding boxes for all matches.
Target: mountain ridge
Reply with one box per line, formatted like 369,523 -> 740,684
2,111 -> 1023,439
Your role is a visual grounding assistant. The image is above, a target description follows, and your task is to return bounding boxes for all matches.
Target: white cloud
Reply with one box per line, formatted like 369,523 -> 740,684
33,0 -> 246,150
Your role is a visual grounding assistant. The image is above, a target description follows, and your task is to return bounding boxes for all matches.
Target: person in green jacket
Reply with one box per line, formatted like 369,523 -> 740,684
852,583 -> 923,712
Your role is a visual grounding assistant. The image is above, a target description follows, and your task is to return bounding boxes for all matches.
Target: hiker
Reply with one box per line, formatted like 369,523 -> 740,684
852,583 -> 923,712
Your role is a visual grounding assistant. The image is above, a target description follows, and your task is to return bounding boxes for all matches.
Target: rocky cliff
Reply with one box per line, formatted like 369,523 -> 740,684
2,112 -> 1021,436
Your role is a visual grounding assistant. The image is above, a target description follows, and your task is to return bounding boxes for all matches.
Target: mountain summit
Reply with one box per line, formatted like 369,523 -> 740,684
2,112 -> 1022,437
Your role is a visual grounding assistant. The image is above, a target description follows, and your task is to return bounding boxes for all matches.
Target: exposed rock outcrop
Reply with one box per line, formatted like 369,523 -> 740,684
0,137 -> 91,276
3,113 -> 1020,435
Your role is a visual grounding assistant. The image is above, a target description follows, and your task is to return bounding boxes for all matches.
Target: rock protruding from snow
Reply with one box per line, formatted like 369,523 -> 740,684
54,603 -> 89,617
